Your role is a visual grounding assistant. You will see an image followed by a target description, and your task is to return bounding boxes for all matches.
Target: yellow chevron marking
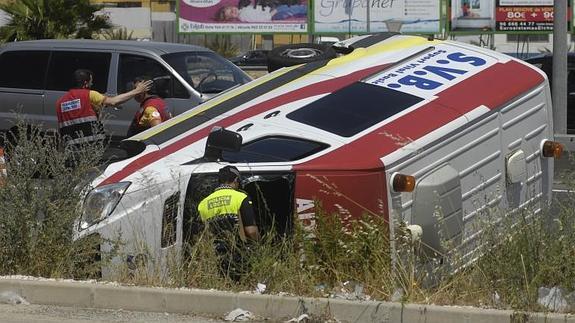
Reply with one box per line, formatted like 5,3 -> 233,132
300,37 -> 443,79
131,65 -> 298,141
133,36 -> 444,142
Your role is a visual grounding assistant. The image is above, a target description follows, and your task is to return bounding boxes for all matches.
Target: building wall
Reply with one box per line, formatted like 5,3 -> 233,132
90,0 -> 172,12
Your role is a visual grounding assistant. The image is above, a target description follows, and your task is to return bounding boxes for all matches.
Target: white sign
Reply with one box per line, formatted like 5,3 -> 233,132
313,0 -> 440,33
365,46 -> 497,99
0,9 -> 9,26
499,0 -> 553,6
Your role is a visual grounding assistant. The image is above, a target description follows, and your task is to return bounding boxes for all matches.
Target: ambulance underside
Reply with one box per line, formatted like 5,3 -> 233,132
386,84 -> 553,267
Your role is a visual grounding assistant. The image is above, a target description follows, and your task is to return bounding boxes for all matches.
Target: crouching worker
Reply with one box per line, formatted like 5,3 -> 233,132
126,76 -> 172,137
198,166 -> 260,281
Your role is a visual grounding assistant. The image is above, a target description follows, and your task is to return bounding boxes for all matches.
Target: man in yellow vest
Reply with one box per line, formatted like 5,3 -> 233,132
197,165 -> 259,280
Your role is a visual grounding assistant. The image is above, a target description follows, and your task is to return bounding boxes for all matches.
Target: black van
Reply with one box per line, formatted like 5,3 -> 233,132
0,40 -> 251,142
525,53 -> 575,134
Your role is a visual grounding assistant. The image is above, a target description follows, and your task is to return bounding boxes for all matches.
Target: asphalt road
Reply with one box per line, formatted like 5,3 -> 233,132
0,304 -> 228,323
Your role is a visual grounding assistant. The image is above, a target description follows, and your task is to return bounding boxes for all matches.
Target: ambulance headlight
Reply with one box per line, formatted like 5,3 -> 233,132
79,182 -> 131,230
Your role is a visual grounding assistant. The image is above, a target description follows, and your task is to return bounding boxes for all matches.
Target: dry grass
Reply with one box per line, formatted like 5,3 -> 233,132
3,120 -> 575,314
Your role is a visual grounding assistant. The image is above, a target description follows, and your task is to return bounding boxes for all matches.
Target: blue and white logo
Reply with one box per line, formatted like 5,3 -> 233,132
60,99 -> 81,113
366,46 -> 497,99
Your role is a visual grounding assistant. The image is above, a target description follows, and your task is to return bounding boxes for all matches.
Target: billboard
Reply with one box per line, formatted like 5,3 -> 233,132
450,0 -> 495,32
496,0 -> 555,31
178,0 -> 308,33
450,0 -> 569,33
312,0 -> 440,33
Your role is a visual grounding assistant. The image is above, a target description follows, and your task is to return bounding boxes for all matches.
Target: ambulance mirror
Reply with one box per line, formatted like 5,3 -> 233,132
204,127 -> 243,161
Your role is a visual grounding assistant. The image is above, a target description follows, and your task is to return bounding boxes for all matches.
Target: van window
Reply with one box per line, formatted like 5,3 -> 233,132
46,51 -> 111,93
118,54 -> 189,99
0,51 -> 50,90
222,136 -> 328,162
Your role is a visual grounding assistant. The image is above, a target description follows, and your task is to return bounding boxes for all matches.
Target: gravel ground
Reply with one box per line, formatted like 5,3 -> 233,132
0,304 -> 228,323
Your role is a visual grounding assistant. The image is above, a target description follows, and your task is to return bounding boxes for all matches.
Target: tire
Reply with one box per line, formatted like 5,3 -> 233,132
267,43 -> 337,72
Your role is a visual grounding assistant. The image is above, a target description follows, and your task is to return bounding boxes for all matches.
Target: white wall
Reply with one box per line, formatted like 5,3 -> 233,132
0,9 -> 9,27
98,7 -> 152,39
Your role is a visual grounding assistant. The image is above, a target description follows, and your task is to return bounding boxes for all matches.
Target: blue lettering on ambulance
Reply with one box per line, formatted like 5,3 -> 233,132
393,75 -> 442,90
446,52 -> 487,66
422,65 -> 467,81
386,52 -> 488,90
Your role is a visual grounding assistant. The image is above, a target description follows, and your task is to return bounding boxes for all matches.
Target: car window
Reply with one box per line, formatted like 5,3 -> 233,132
287,82 -> 423,137
46,51 -> 111,93
222,136 -> 328,163
118,54 -> 189,99
162,51 -> 250,94
0,51 -> 50,90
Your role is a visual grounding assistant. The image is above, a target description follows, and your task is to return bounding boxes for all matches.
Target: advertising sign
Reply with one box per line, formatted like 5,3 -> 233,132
450,0 -> 569,33
495,0 -> 559,32
313,0 -> 440,34
178,0 -> 308,33
450,0 -> 495,32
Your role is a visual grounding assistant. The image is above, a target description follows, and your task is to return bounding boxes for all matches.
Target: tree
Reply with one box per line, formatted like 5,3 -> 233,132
205,35 -> 238,58
101,27 -> 134,41
0,0 -> 112,42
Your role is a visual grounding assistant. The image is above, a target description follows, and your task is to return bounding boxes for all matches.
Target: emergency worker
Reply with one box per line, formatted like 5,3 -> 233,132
126,76 -> 172,137
56,69 -> 151,148
197,165 -> 259,281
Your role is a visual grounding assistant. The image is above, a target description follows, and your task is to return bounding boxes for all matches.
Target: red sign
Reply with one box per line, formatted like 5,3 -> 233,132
496,7 -> 553,22
495,0 -> 570,31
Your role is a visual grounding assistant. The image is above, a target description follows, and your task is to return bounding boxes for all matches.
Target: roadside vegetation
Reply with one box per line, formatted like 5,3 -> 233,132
1,121 -> 575,315
0,121 -> 109,278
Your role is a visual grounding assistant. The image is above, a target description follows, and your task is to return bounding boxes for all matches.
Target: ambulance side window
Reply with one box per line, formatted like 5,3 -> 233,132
222,136 -> 328,163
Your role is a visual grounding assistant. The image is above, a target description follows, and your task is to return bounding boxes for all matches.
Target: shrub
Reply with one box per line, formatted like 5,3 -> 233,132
0,120 -> 109,278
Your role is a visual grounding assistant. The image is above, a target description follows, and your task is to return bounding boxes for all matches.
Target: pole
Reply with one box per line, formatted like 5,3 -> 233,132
366,0 -> 370,33
149,0 -> 153,40
552,0 -> 567,135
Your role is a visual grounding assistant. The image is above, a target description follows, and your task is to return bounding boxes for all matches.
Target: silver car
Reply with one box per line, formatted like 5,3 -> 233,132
0,39 -> 251,143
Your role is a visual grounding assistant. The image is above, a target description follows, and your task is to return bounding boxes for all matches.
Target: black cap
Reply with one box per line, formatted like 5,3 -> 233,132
218,165 -> 241,183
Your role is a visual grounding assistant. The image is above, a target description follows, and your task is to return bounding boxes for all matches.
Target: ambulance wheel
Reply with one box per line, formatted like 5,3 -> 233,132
267,43 -> 337,72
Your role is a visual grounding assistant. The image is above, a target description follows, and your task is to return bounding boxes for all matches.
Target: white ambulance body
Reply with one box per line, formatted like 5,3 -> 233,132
75,34 -> 558,276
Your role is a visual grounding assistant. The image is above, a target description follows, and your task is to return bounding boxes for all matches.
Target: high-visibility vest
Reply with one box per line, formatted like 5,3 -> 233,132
56,89 -> 105,146
126,96 -> 171,137
197,188 -> 247,223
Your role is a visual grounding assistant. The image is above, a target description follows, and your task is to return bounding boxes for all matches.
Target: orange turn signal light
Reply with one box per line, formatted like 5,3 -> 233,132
392,173 -> 416,192
542,140 -> 563,159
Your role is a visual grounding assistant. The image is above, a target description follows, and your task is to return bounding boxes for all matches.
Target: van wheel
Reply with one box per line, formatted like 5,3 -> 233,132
267,43 -> 337,72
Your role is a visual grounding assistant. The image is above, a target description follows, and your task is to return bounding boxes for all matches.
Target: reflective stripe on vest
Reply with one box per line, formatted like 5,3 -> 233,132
65,133 -> 106,145
59,115 -> 98,128
197,188 -> 247,222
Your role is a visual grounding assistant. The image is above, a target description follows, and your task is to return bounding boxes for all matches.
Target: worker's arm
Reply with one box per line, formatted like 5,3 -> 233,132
239,198 -> 260,241
139,107 -> 163,128
102,80 -> 153,107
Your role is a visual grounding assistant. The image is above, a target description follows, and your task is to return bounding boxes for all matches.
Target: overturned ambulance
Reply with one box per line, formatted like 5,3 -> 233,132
75,33 -> 562,276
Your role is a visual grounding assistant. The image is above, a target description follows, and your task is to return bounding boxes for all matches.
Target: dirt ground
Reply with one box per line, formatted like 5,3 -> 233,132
245,69 -> 268,79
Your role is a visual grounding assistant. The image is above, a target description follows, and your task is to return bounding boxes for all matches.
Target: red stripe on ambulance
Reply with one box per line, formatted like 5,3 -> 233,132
98,64 -> 388,187
294,61 -> 543,171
